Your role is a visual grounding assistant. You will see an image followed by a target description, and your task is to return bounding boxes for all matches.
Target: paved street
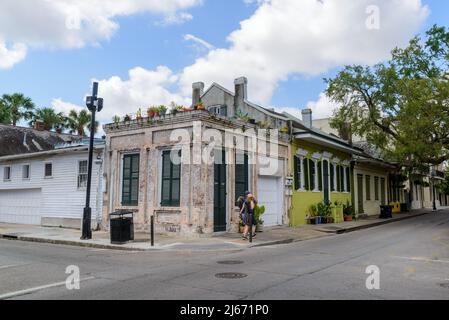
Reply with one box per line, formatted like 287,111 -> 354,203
1,211 -> 449,300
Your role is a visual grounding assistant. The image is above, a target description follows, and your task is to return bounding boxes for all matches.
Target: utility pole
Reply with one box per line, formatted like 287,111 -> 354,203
81,82 -> 103,240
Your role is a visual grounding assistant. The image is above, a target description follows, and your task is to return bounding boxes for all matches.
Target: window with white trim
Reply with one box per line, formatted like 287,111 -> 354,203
3,166 -> 11,181
78,160 -> 88,189
44,163 -> 53,178
22,164 -> 30,179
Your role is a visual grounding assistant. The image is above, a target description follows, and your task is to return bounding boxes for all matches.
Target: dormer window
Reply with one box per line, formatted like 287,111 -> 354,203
208,105 -> 227,116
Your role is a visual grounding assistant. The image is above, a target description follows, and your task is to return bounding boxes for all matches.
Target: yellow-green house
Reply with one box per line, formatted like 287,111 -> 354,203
283,110 -> 365,226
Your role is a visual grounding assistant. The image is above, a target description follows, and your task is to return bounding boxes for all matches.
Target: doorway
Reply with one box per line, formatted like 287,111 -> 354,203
214,150 -> 227,232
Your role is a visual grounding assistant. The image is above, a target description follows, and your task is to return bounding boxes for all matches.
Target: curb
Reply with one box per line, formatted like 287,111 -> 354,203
0,211 -> 433,251
0,234 -> 150,252
322,212 -> 431,235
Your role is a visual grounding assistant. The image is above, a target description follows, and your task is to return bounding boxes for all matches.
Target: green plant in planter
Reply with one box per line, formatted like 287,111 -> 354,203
343,201 -> 355,221
254,205 -> 265,226
136,108 -> 143,121
112,115 -> 120,128
159,105 -> 168,117
123,114 -> 131,122
317,201 -> 332,223
308,204 -> 318,224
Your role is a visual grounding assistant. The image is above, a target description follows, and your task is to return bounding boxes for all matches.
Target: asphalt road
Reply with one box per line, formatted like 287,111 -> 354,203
1,211 -> 449,300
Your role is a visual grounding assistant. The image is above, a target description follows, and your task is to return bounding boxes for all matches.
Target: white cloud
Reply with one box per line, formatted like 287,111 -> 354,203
305,92 -> 339,119
49,0 -> 429,130
0,40 -> 27,69
0,0 -> 202,68
180,0 -> 429,104
52,98 -> 83,115
92,66 -> 190,124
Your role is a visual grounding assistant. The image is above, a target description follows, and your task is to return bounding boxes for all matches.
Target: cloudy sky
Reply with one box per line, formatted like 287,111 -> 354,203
0,0 -> 446,132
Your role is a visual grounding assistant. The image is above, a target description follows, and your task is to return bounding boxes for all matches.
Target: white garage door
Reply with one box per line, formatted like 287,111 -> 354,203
257,176 -> 283,227
0,189 -> 42,225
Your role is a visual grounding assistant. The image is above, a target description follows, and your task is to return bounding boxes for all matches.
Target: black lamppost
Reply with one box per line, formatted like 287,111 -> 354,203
431,166 -> 437,212
81,82 -> 103,240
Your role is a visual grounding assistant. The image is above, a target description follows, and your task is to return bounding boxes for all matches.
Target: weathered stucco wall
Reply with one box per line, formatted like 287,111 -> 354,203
102,114 -> 291,236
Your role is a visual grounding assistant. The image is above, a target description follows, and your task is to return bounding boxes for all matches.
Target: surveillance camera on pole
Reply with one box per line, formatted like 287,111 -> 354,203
81,82 -> 103,240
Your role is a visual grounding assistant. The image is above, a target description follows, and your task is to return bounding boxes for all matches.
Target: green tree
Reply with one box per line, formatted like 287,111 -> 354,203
0,101 -> 11,124
325,25 -> 449,171
0,93 -> 35,126
29,108 -> 66,131
66,109 -> 99,136
438,169 -> 449,195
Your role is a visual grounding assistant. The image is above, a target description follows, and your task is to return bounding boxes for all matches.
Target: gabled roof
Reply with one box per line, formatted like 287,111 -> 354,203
0,124 -> 81,157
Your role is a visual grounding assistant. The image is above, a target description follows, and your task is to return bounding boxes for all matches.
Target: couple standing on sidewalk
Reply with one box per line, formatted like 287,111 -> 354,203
238,191 -> 257,240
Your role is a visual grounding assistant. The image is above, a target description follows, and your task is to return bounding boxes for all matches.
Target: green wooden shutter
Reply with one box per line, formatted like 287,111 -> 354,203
318,160 -> 323,191
161,150 -> 181,207
235,152 -> 249,201
294,156 -> 300,191
346,167 -> 351,192
122,154 -> 140,206
303,159 -> 309,191
309,159 -> 315,191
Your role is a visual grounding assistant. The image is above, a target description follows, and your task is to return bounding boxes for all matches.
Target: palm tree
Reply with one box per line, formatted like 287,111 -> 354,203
66,109 -> 99,136
1,93 -> 35,126
28,108 -> 66,131
0,101 -> 11,124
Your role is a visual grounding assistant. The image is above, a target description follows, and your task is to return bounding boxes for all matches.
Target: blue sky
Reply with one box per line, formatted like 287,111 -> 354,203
0,0 -> 447,127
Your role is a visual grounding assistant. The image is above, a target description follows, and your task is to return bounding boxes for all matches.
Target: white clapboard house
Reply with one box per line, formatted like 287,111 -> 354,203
0,124 -> 104,229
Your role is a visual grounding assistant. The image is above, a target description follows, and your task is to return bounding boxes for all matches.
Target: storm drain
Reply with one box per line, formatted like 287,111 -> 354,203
215,272 -> 248,279
1,233 -> 20,240
217,260 -> 244,265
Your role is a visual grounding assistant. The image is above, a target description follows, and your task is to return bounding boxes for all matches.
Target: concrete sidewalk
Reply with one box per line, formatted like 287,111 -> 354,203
0,208 -> 440,251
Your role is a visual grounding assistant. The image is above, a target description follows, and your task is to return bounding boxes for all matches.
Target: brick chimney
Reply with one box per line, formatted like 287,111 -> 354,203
192,82 -> 204,107
34,120 -> 45,131
302,109 -> 312,128
234,77 -> 248,110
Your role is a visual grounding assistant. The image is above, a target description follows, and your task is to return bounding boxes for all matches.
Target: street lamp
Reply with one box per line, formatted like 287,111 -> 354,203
81,82 -> 103,240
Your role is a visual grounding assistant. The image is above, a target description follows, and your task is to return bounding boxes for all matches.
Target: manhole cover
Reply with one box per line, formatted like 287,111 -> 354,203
439,283 -> 449,289
217,260 -> 244,265
215,272 -> 248,279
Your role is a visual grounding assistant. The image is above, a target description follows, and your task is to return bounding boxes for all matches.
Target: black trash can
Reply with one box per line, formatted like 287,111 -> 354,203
110,210 -> 134,244
379,205 -> 393,219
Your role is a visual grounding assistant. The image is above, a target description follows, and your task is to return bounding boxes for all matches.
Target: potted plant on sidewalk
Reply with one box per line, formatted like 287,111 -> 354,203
254,205 -> 266,232
343,201 -> 355,221
308,204 -> 319,225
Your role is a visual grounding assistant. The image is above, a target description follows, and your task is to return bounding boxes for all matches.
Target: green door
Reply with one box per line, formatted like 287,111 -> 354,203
357,174 -> 364,213
214,150 -> 227,232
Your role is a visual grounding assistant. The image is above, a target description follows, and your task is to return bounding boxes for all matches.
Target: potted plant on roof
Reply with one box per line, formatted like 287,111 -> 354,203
113,115 -> 120,129
159,105 -> 168,118
194,99 -> 205,110
136,108 -> 143,121
147,106 -> 159,119
123,114 -> 131,124
254,204 -> 266,232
